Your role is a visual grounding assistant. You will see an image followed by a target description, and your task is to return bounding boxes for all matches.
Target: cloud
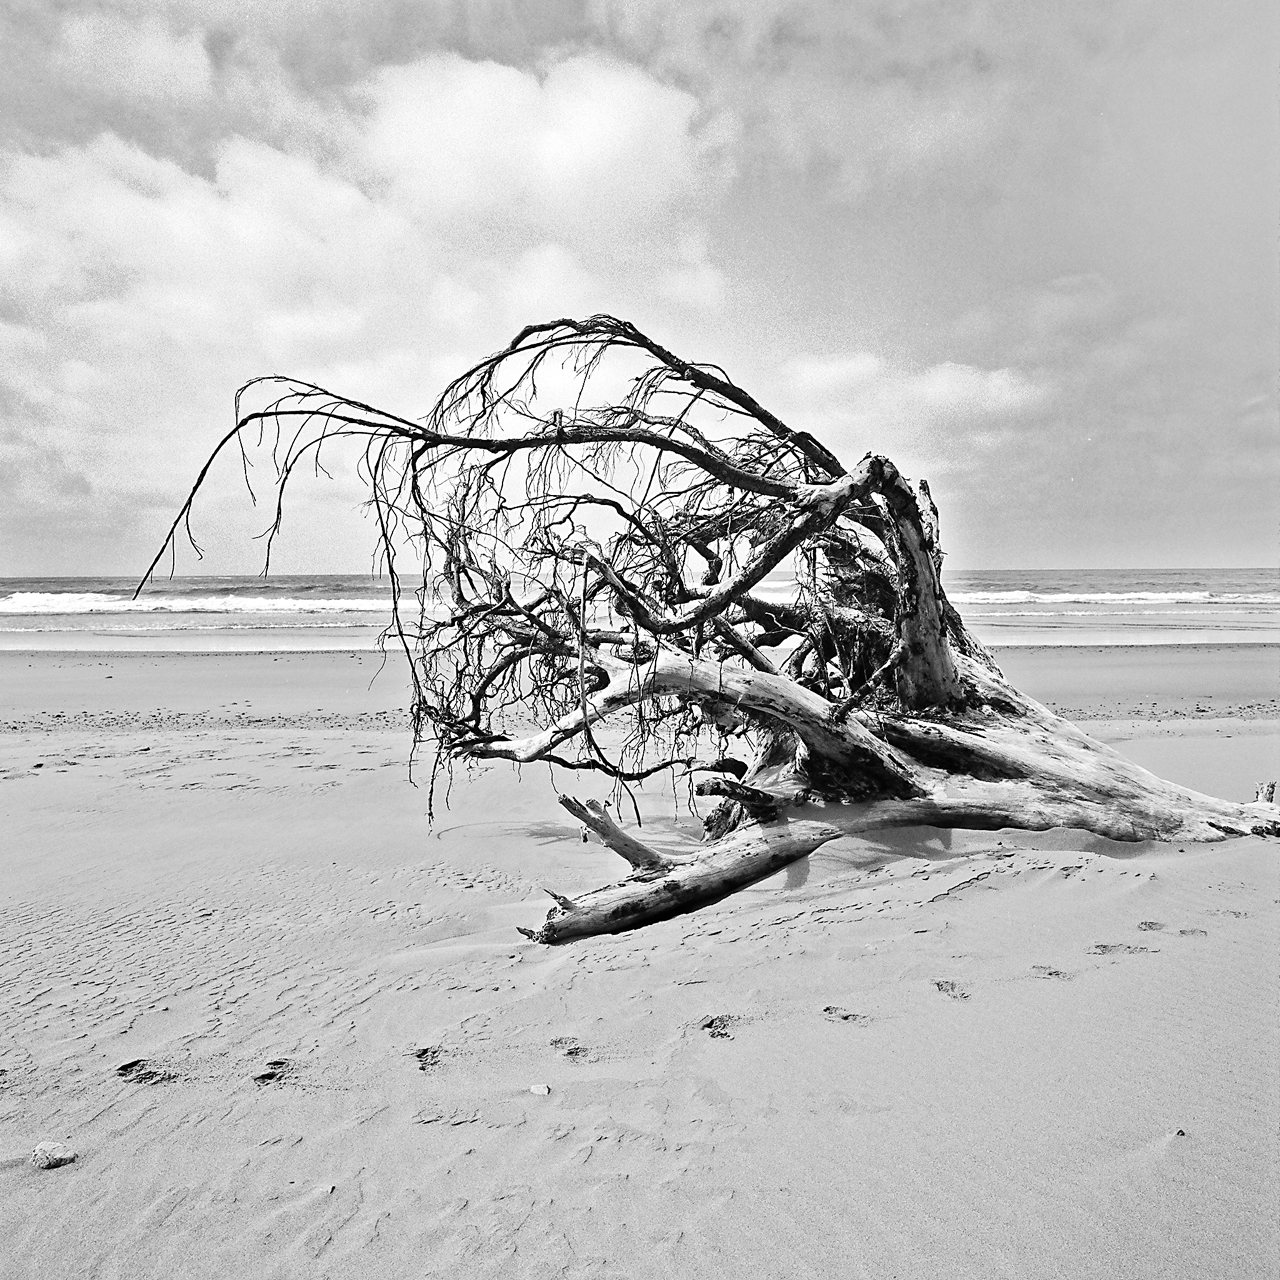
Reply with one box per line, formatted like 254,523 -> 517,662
9,2 -> 1041,201
785,353 -> 885,395
0,0 -> 1271,571
360,54 -> 734,253
778,350 -> 1049,465
760,347 -> 1056,540
55,10 -> 214,103
591,0 -> 1061,197
898,363 -> 1045,419
0,46 -> 734,572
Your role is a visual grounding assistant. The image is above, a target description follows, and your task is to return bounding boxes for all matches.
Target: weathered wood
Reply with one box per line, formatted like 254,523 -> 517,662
693,778 -> 780,820
520,818 -> 843,943
820,702 -> 1280,842
558,796 -> 667,869
474,646 -> 924,798
812,776 -> 1280,843
869,460 -> 963,709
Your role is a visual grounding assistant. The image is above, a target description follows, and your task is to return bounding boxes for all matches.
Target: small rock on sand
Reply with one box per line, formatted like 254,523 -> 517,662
30,1141 -> 76,1170
529,1084 -> 551,1095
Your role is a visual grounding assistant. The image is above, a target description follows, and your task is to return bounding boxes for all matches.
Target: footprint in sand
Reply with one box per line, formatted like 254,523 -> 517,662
700,1015 -> 736,1040
1137,921 -> 1166,931
1030,966 -> 1074,980
551,1036 -> 589,1060
412,1046 -> 447,1071
414,1108 -> 480,1126
934,980 -> 970,1001
1086,943 -> 1155,955
116,1058 -> 178,1085
253,1059 -> 293,1086
1178,928 -> 1208,937
823,1006 -> 872,1025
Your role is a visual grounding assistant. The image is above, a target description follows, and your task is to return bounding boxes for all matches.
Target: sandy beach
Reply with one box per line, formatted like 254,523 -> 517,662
3,645 -> 1277,1277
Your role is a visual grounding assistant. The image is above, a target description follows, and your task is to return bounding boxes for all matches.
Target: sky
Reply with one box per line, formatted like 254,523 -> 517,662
1,0 -> 1275,576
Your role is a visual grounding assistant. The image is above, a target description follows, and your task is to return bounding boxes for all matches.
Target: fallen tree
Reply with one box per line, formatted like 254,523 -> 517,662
142,316 -> 1280,941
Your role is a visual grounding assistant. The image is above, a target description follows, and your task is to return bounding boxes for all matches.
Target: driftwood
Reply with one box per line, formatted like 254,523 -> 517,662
523,799 -> 842,942
142,315 -> 1280,942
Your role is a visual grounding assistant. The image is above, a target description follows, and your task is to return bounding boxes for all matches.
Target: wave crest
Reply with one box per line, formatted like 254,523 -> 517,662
0,592 -> 393,616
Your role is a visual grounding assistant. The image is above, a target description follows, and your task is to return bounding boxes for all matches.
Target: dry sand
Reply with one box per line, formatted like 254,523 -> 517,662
2,646 -> 1277,1278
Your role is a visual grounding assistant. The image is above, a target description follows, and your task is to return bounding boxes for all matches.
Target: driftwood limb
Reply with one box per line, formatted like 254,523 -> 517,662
143,313 -> 1280,943
519,816 -> 843,943
693,778 -> 780,821
557,796 -> 667,869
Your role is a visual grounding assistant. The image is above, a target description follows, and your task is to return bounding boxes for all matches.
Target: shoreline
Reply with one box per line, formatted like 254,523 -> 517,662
4,642 -> 1276,721
1,639 -> 1278,652
3,635 -> 1277,653
4,642 -> 1276,806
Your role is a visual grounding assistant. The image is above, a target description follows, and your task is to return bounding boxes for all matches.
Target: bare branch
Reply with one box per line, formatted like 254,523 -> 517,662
142,315 -> 1280,942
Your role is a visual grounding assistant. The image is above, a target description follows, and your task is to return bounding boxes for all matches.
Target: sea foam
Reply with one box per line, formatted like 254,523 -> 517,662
0,592 -> 393,615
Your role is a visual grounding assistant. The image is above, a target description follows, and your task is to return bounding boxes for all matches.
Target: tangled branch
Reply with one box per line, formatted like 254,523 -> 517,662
140,314 -> 990,814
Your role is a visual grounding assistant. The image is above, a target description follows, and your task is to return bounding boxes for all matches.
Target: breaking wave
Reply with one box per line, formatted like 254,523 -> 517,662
0,592 -> 393,616
949,591 -> 1280,606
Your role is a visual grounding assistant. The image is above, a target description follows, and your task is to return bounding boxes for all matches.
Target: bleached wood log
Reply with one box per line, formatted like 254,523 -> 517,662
557,795 -> 667,869
814,774 -> 1280,843
519,817 -> 843,943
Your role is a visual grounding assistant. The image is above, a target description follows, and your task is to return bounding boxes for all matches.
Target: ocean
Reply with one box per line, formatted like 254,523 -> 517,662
0,568 -> 1276,652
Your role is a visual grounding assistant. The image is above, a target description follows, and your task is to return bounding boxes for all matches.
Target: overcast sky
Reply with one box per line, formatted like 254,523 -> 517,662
1,0 -> 1275,576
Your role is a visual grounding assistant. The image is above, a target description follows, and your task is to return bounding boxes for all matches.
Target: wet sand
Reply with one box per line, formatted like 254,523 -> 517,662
2,645 -> 1277,1277
996,643 -> 1280,720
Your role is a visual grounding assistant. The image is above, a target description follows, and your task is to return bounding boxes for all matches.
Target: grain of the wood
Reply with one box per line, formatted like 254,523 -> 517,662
557,796 -> 667,869
693,778 -> 779,819
524,818 -> 843,943
474,647 -> 923,798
